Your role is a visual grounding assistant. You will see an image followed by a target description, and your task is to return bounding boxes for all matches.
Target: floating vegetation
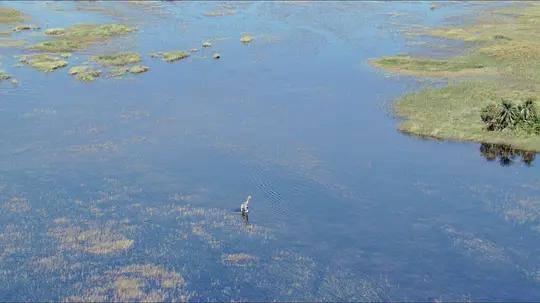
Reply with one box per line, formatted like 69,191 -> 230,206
30,23 -> 136,52
49,224 -> 133,255
240,34 -> 254,44
221,253 -> 258,267
480,143 -> 536,166
0,69 -> 10,81
12,24 -> 39,32
128,65 -> 149,74
151,51 -> 190,62
69,65 -> 102,82
64,264 -> 189,302
2,196 -> 30,213
0,7 -> 24,24
44,27 -> 65,36
92,52 -> 141,66
19,54 -> 68,72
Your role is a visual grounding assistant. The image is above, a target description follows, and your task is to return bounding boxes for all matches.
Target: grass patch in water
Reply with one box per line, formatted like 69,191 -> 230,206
69,65 -> 101,82
19,54 -> 68,72
0,69 -> 10,81
373,3 -> 540,151
240,34 -> 254,44
44,27 -> 65,36
0,7 -> 24,24
64,263 -> 188,302
12,24 -> 39,32
49,224 -> 133,255
128,64 -> 149,74
151,51 -> 190,62
92,52 -> 141,66
30,23 -> 136,52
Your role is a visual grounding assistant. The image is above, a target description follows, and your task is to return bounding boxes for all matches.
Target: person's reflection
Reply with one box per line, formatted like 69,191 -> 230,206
479,143 -> 536,166
241,212 -> 249,225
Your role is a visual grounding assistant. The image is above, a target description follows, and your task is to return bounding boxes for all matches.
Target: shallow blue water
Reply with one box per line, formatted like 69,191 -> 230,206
1,1 -> 539,301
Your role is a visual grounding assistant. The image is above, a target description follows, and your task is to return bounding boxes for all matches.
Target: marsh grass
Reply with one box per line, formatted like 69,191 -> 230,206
92,52 -> 141,66
30,24 -> 136,52
0,69 -> 10,80
0,7 -> 24,24
151,51 -> 190,62
19,54 -> 68,72
69,65 -> 101,82
373,3 -> 540,151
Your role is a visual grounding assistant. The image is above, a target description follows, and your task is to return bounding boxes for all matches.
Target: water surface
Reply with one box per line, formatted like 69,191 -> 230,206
1,1 -> 540,301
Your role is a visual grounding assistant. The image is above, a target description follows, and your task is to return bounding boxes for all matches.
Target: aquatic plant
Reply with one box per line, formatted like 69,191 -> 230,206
0,69 -> 10,81
44,28 -> 65,36
12,24 -> 38,32
69,65 -> 102,82
30,23 -> 136,52
92,52 -> 141,66
19,54 -> 68,72
128,65 -> 149,74
240,34 -> 254,44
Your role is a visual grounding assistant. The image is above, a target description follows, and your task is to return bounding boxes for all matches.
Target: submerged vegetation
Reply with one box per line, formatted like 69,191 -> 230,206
373,3 -> 540,151
30,24 -> 136,52
19,54 -> 68,72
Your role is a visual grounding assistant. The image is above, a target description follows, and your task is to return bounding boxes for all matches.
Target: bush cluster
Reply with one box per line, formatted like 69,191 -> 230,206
481,98 -> 540,134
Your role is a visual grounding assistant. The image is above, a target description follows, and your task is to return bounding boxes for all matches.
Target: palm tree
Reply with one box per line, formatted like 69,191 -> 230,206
519,98 -> 537,122
497,99 -> 519,130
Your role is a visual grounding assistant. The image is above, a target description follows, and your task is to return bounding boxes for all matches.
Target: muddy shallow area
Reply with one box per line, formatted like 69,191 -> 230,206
1,1 -> 540,301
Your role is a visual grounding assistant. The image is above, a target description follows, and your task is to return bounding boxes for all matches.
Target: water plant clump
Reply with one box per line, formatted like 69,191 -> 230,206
240,34 -> 254,44
30,23 -> 136,52
69,65 -> 102,82
44,28 -> 65,36
481,98 -> 539,134
92,52 -> 141,66
128,65 -> 149,74
0,69 -> 10,81
151,51 -> 190,62
19,54 -> 68,72
0,7 -> 24,24
12,24 -> 39,32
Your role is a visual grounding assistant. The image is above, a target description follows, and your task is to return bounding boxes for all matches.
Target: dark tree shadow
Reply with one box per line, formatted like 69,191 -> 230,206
479,143 -> 536,166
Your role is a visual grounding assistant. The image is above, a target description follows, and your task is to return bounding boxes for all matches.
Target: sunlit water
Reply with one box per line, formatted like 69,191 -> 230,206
1,1 -> 539,301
